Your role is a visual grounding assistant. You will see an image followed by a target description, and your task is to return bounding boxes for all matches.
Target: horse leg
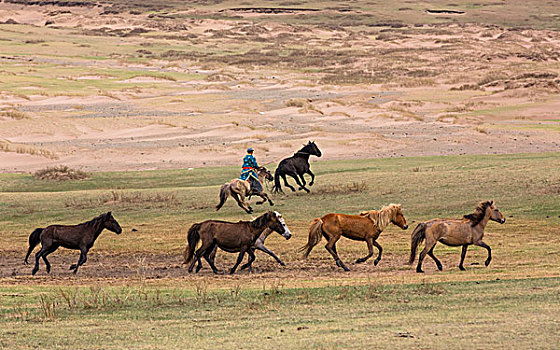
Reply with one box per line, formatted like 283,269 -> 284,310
207,245 -> 218,268
71,249 -> 88,274
189,242 -> 212,273
372,241 -> 383,266
416,239 -> 437,273
31,244 -> 49,275
187,246 -> 202,273
325,235 -> 349,271
256,192 -> 274,206
255,192 -> 267,205
203,243 -> 223,275
255,243 -> 285,266
459,245 -> 468,271
289,173 -> 309,193
230,248 -> 247,275
307,169 -> 316,186
233,192 -> 252,214
428,246 -> 443,271
298,173 -> 307,189
41,244 -> 59,274
356,237 -> 374,264
474,240 -> 492,267
281,174 -> 296,192
240,249 -> 256,273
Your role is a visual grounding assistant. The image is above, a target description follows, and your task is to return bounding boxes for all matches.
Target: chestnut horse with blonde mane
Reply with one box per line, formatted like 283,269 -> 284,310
301,204 -> 408,271
408,200 -> 505,273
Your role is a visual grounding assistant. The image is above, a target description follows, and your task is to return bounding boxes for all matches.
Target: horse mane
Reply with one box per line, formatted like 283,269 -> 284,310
250,211 -> 272,229
360,204 -> 401,231
294,142 -> 314,156
83,212 -> 107,227
463,201 -> 492,226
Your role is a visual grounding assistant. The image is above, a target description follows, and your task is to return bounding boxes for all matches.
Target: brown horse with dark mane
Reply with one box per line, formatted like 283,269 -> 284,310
301,204 -> 408,271
25,212 -> 122,275
408,200 -> 505,273
183,211 -> 292,274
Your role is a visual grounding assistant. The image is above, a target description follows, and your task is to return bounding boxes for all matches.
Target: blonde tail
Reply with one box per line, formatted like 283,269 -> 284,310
300,218 -> 324,258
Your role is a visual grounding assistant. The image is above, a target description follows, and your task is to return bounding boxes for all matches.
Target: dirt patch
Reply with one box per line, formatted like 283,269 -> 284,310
2,249 -> 418,285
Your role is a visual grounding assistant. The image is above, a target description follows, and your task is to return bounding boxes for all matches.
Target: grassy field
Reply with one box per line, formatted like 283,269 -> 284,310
1,153 -> 559,348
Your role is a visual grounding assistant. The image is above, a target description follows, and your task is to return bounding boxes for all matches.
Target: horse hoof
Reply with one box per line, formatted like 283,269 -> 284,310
31,270 -> 38,276
69,265 -> 76,270
485,260 -> 491,267
416,269 -> 424,273
459,266 -> 466,271
437,265 -> 443,271
269,202 -> 274,206
373,259 -> 380,266
355,258 -> 363,264
342,266 -> 350,272
229,270 -> 236,275
280,262 -> 286,266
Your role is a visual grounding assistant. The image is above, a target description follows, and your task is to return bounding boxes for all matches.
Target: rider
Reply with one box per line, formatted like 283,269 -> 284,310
240,147 -> 263,193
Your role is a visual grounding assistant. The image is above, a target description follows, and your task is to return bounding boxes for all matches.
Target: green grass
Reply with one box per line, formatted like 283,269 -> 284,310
0,153 -> 559,349
1,277 -> 559,349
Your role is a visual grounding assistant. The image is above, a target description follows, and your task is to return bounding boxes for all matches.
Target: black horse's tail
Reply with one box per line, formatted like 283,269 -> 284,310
183,223 -> 201,265
24,228 -> 43,265
216,183 -> 229,211
408,223 -> 427,265
273,168 -> 282,193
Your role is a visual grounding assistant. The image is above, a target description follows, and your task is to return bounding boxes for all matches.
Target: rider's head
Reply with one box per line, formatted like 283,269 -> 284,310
247,147 -> 254,154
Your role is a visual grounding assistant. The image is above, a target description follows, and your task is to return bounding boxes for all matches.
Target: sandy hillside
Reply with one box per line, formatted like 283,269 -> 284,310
1,1 -> 559,172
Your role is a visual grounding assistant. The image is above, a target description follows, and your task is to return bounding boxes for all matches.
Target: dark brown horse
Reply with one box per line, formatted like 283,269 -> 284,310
301,204 -> 408,271
25,212 -> 122,275
183,211 -> 292,274
205,227 -> 288,270
273,141 -> 322,194
408,200 -> 505,273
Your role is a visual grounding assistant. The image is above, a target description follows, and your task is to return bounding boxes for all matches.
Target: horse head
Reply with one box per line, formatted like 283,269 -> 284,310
391,204 -> 408,230
304,141 -> 322,157
267,211 -> 292,240
258,166 -> 274,181
360,204 -> 408,230
488,201 -> 506,224
103,211 -> 123,234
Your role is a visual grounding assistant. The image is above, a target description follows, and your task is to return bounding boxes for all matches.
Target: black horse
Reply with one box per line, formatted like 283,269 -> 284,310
273,141 -> 322,194
25,212 -> 122,275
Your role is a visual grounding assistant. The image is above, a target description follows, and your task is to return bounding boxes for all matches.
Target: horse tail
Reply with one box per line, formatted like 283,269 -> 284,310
273,168 -> 282,193
408,222 -> 427,265
183,223 -> 201,265
24,228 -> 43,265
216,183 -> 229,211
301,218 -> 324,258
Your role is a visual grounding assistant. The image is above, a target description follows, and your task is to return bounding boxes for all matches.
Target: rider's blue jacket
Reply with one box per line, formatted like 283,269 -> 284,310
240,154 -> 259,181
